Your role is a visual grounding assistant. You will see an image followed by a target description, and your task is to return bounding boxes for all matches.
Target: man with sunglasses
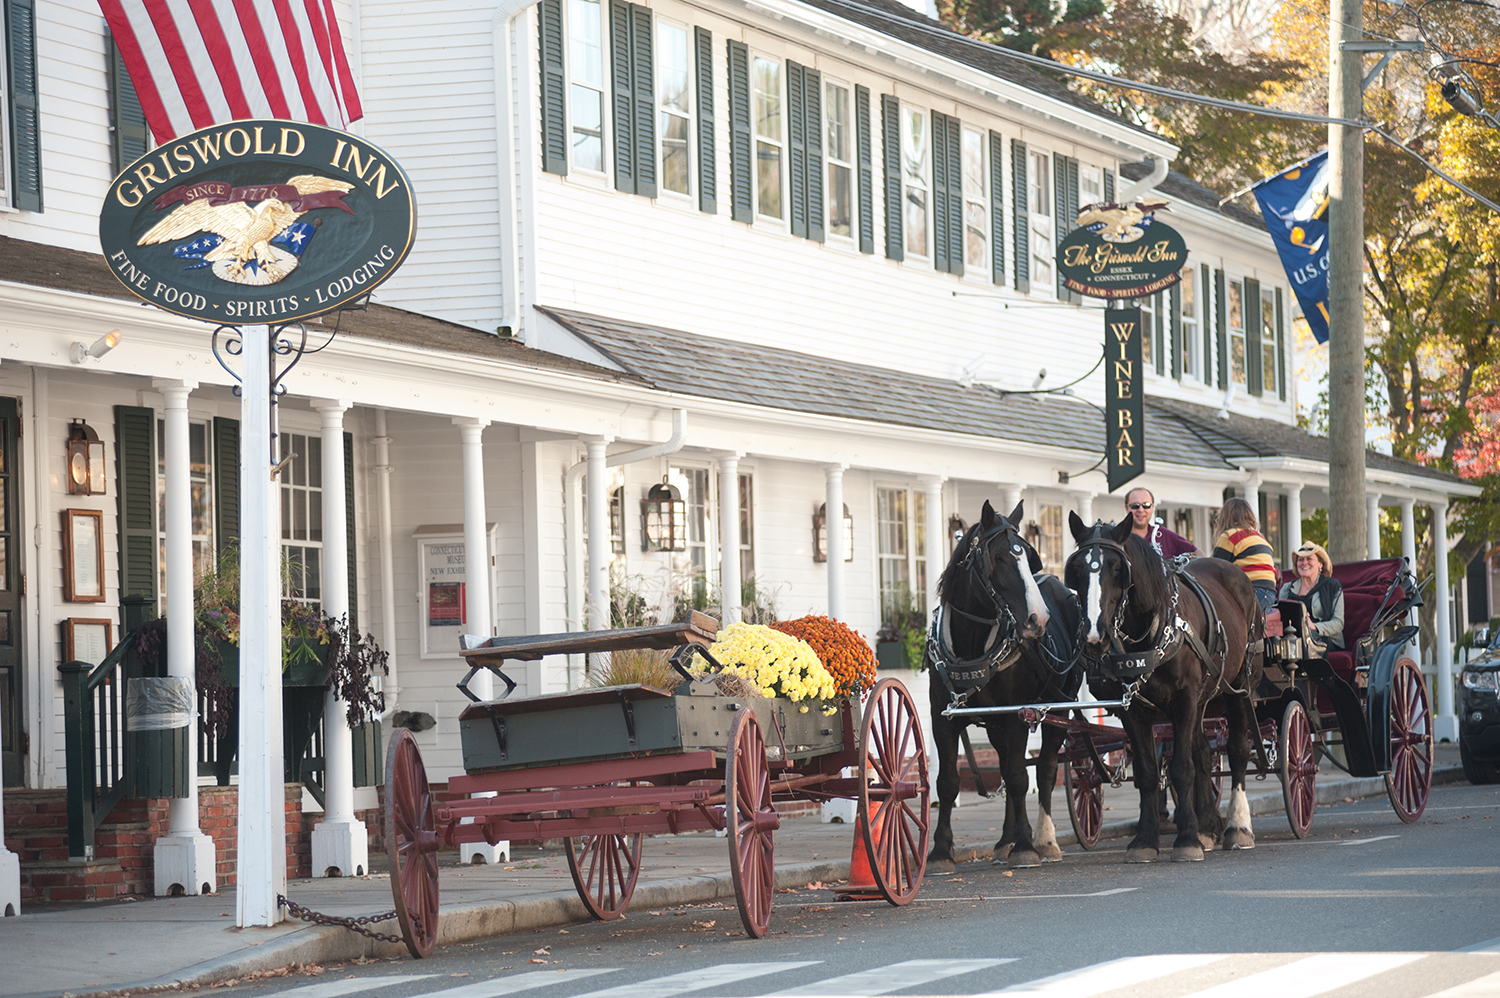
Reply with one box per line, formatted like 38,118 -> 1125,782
1124,487 -> 1201,558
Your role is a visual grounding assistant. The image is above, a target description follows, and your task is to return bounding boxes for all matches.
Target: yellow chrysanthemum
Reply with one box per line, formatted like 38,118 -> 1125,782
702,622 -> 837,703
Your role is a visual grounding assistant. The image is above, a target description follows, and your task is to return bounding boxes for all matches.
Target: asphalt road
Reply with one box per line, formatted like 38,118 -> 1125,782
218,782 -> 1500,998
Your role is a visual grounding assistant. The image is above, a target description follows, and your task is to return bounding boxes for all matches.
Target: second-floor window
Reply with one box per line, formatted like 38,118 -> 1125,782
962,126 -> 987,269
569,0 -> 606,172
1259,285 -> 1279,396
1180,266 -> 1200,381
826,80 -> 853,239
1228,279 -> 1247,386
902,106 -> 928,258
753,56 -> 782,220
1141,292 -> 1158,371
657,22 -> 690,195
1028,150 -> 1052,289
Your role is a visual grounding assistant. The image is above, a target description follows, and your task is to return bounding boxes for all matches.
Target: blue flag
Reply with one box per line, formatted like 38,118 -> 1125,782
1252,151 -> 1331,344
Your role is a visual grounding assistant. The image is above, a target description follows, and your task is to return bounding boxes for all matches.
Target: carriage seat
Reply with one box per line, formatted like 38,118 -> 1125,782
1280,557 -> 1403,681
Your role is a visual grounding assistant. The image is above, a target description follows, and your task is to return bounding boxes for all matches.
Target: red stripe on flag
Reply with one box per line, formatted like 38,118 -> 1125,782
98,0 -> 178,146
228,0 -> 292,118
300,0 -> 340,122
183,0 -> 254,119
321,0 -> 362,121
269,0 -> 328,125
141,0 -> 217,129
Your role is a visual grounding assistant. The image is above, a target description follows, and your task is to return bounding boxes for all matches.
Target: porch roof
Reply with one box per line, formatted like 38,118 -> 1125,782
538,305 -> 1471,493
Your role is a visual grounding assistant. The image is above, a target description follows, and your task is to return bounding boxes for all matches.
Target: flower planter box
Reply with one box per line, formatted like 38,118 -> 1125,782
214,637 -> 332,688
875,641 -> 910,671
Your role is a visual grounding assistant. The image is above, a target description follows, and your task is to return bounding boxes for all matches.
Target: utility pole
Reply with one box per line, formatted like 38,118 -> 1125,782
1326,0 -> 1367,562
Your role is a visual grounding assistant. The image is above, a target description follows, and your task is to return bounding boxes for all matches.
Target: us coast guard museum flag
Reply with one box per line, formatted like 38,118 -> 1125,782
1251,151 -> 1332,344
97,0 -> 363,144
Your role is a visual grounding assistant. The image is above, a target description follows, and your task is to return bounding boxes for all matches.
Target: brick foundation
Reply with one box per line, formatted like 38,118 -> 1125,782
3,783 -> 313,902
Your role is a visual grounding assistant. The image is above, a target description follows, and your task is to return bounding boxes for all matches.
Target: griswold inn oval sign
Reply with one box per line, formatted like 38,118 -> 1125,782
1055,205 -> 1186,300
99,119 -> 415,324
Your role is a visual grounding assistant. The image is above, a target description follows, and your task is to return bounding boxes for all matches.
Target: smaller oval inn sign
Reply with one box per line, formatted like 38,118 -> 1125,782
1055,202 -> 1186,299
100,119 -> 416,324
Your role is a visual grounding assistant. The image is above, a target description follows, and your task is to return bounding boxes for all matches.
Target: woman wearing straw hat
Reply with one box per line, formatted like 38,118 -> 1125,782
1278,541 -> 1345,654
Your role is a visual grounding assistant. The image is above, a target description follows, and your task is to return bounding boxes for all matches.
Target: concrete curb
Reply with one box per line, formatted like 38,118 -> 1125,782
39,767 -> 1463,998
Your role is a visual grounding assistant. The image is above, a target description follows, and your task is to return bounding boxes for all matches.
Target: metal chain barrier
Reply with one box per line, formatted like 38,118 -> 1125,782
277,894 -> 408,944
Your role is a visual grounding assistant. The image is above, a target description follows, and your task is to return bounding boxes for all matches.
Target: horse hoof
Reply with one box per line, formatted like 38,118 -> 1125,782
1040,844 -> 1064,862
993,842 -> 1014,862
928,856 -> 958,874
1172,843 -> 1205,862
1007,849 -> 1043,869
1198,833 -> 1217,853
1124,847 -> 1157,864
1223,828 -> 1256,850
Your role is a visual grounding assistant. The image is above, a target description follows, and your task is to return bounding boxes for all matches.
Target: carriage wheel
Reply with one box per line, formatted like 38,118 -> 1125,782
384,728 -> 441,959
1063,760 -> 1102,850
1384,657 -> 1433,823
858,678 -> 930,906
726,709 -> 776,938
564,833 -> 642,920
1277,700 -> 1316,839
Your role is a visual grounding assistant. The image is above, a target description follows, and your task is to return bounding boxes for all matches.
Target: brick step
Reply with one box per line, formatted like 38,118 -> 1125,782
20,859 -> 133,902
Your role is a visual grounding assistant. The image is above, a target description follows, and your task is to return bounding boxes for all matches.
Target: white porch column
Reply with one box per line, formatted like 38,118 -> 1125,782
1001,483 -> 1022,517
1367,492 -> 1383,559
584,437 -> 610,631
922,477 -> 945,613
1076,492 -> 1094,528
1432,501 -> 1457,741
1285,484 -> 1303,556
825,464 -> 846,619
153,380 -> 215,896
1400,498 -> 1421,663
310,400 -> 367,878
237,326 -> 286,927
719,453 -> 743,625
1243,472 -> 1261,514
456,417 -> 506,864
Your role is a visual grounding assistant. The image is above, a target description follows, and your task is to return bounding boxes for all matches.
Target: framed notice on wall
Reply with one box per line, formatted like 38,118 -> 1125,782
414,523 -> 497,659
62,509 -> 105,602
63,618 -> 114,665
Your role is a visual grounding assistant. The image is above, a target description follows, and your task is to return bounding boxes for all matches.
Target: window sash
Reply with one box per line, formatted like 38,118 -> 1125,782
738,472 -> 754,581
752,55 -> 782,219
568,0 -> 606,172
1180,267 -> 1199,380
1260,287 -> 1278,395
901,105 -> 928,258
656,21 -> 690,195
962,126 -> 987,270
1228,280 -> 1247,386
280,432 -> 325,608
825,80 -> 853,239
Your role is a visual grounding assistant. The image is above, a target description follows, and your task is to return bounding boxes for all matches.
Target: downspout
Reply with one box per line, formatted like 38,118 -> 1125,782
564,409 -> 688,687
374,410 -> 400,720
1116,154 -> 1169,203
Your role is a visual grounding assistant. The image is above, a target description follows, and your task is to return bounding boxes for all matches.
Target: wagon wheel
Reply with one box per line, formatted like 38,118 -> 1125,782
1062,759 -> 1102,850
1384,657 -> 1433,823
564,833 -> 642,920
384,728 -> 441,959
725,708 -> 776,938
1277,699 -> 1316,839
858,678 -> 930,906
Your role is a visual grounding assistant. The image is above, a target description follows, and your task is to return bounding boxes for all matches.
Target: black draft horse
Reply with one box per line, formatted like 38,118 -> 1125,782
1064,514 -> 1261,862
927,500 -> 1082,870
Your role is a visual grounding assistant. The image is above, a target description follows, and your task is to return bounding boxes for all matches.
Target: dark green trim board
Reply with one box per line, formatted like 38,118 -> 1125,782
115,406 -> 159,617
108,36 -> 148,177
855,85 -> 873,254
538,0 -> 568,176
1011,138 -> 1028,293
988,131 -> 1004,285
6,0 -> 42,211
726,40 -> 751,223
694,27 -> 715,214
1103,168 -> 1114,203
1201,263 -> 1213,385
213,417 -> 240,559
1215,268 -> 1228,390
931,111 -> 962,276
1276,287 -> 1287,401
1169,281 -> 1183,381
880,93 -> 902,261
1245,277 -> 1263,396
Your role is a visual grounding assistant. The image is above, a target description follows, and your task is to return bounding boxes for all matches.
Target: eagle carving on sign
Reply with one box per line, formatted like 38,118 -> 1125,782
1075,201 -> 1170,243
139,174 -> 355,286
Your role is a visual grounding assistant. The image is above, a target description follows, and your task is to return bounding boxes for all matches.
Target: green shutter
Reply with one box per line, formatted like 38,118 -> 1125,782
115,406 -> 159,609
213,417 -> 240,559
1202,263 -> 1213,385
694,27 -> 715,214
881,93 -> 902,261
1169,280 -> 1183,380
988,131 -> 1004,285
855,84 -> 873,254
1103,167 -> 1114,203
1245,277 -> 1263,396
628,3 -> 655,198
1276,287 -> 1287,401
538,0 -> 568,175
726,40 -> 751,223
1054,155 -> 1078,301
804,66 -> 823,243
107,37 -> 148,177
930,112 -> 948,273
787,62 -> 808,239
931,112 -> 961,276
7,0 -> 42,212
1011,138 -> 1028,293
1215,268 -> 1228,390
344,431 -> 357,632
609,0 -> 635,194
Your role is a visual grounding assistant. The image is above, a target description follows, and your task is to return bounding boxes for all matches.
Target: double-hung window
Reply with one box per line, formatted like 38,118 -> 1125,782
1028,150 -> 1052,289
657,21 -> 690,196
1180,267 -> 1200,381
752,56 -> 782,220
962,127 -> 987,270
825,80 -> 853,239
738,472 -> 755,582
568,0 -> 606,172
876,487 -> 927,624
668,465 -> 713,592
280,433 -> 324,608
1036,503 -> 1063,576
1228,279 -> 1247,386
901,106 -> 929,258
1259,284 -> 1279,396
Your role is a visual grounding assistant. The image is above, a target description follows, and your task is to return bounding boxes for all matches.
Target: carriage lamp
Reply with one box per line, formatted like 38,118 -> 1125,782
812,503 -> 854,563
66,419 -> 106,496
641,480 -> 687,552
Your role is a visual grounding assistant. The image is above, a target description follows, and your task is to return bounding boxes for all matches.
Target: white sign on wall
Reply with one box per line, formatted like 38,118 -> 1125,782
413,523 -> 497,659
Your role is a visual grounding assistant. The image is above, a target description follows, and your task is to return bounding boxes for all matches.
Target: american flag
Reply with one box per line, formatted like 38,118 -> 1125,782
98,0 -> 363,145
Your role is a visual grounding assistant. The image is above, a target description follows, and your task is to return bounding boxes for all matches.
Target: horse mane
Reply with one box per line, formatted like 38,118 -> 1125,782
1122,530 -> 1172,612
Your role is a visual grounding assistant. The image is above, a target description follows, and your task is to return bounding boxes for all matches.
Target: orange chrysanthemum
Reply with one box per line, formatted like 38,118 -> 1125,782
769,615 -> 876,700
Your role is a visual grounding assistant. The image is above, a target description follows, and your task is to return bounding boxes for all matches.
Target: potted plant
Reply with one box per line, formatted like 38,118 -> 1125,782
876,581 -> 926,671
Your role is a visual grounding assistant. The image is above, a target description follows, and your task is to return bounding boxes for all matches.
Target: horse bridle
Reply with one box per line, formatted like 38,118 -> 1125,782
928,518 -> 1029,697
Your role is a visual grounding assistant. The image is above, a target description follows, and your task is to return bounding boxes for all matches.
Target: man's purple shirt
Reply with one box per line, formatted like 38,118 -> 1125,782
1146,524 -> 1197,558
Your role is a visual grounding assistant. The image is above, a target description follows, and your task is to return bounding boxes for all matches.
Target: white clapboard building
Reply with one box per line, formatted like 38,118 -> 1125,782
0,0 -> 1475,902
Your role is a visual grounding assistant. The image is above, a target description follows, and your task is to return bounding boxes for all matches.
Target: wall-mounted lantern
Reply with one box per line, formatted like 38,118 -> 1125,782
641,480 -> 687,552
813,502 -> 854,562
67,419 -> 106,496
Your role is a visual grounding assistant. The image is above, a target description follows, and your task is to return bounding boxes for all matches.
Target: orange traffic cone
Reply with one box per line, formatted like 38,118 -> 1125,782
835,801 -> 885,901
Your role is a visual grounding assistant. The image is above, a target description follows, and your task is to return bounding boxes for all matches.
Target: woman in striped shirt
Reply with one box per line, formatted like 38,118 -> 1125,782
1211,496 -> 1279,612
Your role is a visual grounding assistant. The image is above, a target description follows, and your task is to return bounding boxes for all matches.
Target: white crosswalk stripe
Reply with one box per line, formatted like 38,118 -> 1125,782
270,976 -> 439,998
570,962 -> 820,998
416,970 -> 618,998
975,954 -> 1231,996
1423,970 -> 1500,997
766,958 -> 1013,996
1173,953 -> 1424,998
